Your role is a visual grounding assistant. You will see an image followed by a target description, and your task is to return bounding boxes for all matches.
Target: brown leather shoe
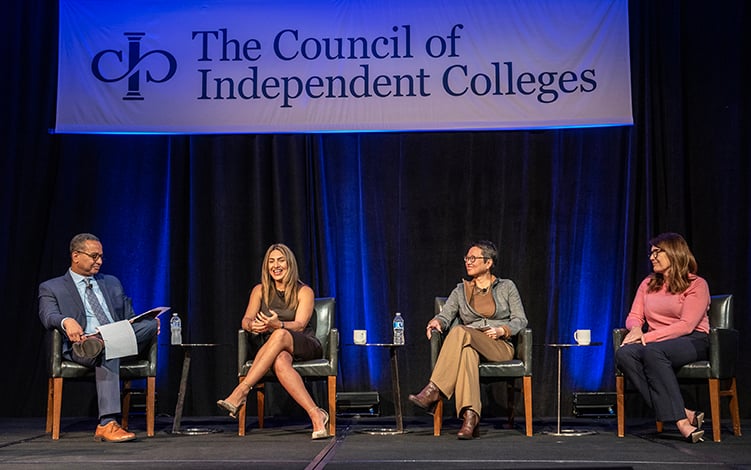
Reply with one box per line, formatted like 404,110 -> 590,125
457,408 -> 480,440
408,382 -> 441,415
72,335 -> 104,360
94,421 -> 136,442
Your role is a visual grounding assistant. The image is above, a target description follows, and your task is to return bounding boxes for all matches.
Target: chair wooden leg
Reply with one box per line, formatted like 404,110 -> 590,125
327,376 -> 336,436
121,380 -> 131,430
616,375 -> 625,437
433,400 -> 443,436
52,377 -> 63,440
46,378 -> 54,434
238,376 -> 247,436
146,376 -> 155,437
709,377 -> 722,442
656,421 -> 664,433
523,375 -> 533,437
726,377 -> 742,437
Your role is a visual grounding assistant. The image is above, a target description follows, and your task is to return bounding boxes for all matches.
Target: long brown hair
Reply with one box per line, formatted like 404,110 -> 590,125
260,243 -> 301,309
647,232 -> 698,294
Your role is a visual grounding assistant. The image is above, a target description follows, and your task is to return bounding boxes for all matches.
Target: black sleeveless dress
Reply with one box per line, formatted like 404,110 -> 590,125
257,283 -> 322,361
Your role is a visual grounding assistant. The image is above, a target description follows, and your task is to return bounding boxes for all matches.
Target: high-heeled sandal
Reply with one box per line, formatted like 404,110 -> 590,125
310,408 -> 330,440
683,428 -> 704,443
691,411 -> 704,430
216,383 -> 251,419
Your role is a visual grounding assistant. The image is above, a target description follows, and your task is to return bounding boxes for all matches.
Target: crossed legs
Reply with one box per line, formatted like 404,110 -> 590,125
219,329 -> 326,433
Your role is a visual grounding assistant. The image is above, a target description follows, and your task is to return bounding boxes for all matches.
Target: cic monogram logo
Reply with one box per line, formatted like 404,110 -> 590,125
91,32 -> 178,101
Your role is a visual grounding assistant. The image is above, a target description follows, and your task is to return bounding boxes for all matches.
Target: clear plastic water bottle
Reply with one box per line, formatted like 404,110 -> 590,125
392,312 -> 405,345
170,312 -> 182,345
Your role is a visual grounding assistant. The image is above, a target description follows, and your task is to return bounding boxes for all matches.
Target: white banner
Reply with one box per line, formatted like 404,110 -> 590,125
56,0 -> 632,134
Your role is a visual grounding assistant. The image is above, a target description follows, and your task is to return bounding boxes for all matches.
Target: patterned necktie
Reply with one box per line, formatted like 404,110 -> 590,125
85,278 -> 111,326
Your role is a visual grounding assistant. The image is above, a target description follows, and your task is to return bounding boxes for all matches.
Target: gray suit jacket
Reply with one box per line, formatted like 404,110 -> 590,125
39,271 -> 135,356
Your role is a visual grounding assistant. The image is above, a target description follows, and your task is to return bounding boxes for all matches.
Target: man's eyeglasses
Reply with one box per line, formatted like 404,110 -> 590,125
463,256 -> 489,264
76,250 -> 104,262
648,248 -> 663,259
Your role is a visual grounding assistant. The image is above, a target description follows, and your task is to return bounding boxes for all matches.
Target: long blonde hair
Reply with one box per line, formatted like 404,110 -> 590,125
647,232 -> 698,294
260,243 -> 301,309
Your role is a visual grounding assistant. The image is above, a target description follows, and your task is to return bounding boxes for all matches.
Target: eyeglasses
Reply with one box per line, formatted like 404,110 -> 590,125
648,248 -> 663,259
463,256 -> 489,264
76,250 -> 104,262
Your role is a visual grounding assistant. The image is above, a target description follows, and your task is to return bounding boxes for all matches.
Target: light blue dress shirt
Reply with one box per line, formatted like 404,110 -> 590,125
68,269 -> 115,334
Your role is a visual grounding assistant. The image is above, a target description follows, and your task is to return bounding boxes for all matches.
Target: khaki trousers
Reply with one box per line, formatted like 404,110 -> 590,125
430,325 -> 514,417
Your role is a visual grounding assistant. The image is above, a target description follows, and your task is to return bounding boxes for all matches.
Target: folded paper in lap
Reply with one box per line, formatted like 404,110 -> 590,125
98,320 -> 138,359
96,307 -> 171,360
130,306 -> 171,323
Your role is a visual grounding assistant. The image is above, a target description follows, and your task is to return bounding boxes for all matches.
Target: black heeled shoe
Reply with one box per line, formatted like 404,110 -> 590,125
683,428 -> 704,443
691,411 -> 704,430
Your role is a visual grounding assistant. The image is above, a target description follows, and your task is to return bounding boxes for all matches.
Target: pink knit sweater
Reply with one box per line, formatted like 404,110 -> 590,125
625,275 -> 710,344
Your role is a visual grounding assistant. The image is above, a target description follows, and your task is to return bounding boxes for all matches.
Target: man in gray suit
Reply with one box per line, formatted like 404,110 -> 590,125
39,233 -> 158,442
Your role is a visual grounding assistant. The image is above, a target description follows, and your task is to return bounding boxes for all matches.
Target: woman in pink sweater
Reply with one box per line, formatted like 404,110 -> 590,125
615,232 -> 710,443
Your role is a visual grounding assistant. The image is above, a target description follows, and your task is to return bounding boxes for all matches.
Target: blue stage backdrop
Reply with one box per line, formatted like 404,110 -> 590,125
4,0 -> 750,421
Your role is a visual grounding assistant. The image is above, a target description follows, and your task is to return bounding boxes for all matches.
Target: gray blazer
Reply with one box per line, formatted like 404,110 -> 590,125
433,278 -> 528,335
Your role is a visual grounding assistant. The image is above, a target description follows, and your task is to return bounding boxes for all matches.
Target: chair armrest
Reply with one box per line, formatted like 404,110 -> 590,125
50,329 -> 64,377
145,332 -> 157,376
327,329 -> 339,371
429,312 -> 462,370
238,329 -> 249,376
709,327 -> 739,379
516,328 -> 533,375
612,328 -> 627,375
429,329 -> 443,370
612,328 -> 627,348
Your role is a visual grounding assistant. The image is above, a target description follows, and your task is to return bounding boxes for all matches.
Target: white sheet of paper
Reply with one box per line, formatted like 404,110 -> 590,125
98,320 -> 138,360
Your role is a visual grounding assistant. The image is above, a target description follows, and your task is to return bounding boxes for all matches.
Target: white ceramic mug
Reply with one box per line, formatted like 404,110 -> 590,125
353,329 -> 367,345
574,329 -> 591,345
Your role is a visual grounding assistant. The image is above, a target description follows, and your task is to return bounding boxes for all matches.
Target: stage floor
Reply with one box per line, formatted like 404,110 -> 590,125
0,415 -> 747,469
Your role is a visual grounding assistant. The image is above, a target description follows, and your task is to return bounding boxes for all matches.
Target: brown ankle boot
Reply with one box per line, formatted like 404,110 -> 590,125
408,382 -> 441,415
457,408 -> 480,440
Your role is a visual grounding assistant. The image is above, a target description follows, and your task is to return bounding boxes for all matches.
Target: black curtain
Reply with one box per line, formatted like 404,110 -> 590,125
2,1 -> 749,421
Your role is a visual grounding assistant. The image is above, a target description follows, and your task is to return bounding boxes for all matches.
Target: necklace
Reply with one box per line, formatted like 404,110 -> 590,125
275,287 -> 285,299
473,277 -> 494,295
473,285 -> 490,296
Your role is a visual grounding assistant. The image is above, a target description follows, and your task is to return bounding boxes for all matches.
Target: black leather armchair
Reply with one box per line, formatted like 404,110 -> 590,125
430,297 -> 533,436
46,328 -> 157,439
236,297 -> 338,436
613,294 -> 741,442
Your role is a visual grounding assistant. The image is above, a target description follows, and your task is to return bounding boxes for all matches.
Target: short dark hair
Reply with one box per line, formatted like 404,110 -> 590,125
69,233 -> 100,254
471,240 -> 498,269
